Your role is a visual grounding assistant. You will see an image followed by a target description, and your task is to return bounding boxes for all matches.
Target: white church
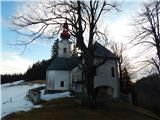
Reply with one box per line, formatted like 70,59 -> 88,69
46,21 -> 119,98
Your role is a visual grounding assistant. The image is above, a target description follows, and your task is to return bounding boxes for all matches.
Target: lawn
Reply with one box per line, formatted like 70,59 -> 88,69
6,98 -> 160,120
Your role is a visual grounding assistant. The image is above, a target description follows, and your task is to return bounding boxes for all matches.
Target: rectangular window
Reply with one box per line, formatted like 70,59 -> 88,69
94,69 -> 97,76
63,48 -> 67,53
60,81 -> 64,87
111,67 -> 115,77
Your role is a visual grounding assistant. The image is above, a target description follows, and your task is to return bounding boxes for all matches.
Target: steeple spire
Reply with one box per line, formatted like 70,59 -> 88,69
60,20 -> 70,39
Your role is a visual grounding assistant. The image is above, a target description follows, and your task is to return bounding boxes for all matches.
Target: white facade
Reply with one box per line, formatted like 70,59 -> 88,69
58,39 -> 71,58
46,38 -> 72,91
46,70 -> 70,90
94,59 -> 119,98
46,39 -> 119,98
70,67 -> 83,92
70,58 -> 119,98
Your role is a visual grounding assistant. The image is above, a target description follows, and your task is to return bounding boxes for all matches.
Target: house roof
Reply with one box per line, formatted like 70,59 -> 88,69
94,42 -> 118,59
47,57 -> 79,71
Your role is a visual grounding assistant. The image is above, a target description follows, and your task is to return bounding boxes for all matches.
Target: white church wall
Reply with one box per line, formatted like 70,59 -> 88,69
46,71 -> 55,90
70,67 -> 83,92
94,59 -> 119,98
53,70 -> 70,90
46,70 -> 70,90
70,67 -> 82,82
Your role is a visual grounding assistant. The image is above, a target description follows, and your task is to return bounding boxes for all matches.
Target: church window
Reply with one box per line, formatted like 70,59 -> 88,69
60,81 -> 64,87
94,69 -> 97,76
72,75 -> 74,81
63,48 -> 67,53
111,67 -> 115,77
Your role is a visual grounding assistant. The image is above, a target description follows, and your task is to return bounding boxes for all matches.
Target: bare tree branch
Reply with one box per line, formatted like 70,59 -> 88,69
131,0 -> 160,74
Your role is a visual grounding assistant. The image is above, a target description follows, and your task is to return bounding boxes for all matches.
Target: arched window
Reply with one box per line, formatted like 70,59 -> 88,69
111,67 -> 115,77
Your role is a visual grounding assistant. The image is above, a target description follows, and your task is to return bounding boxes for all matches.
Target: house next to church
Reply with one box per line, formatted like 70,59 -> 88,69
46,20 -> 119,98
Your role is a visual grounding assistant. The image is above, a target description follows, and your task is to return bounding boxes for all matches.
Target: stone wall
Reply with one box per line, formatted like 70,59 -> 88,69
28,86 -> 45,105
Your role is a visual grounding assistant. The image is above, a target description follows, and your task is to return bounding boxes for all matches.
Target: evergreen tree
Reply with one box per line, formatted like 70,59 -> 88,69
121,67 -> 132,94
51,39 -> 59,59
1,73 -> 25,84
24,59 -> 52,81
122,67 -> 130,82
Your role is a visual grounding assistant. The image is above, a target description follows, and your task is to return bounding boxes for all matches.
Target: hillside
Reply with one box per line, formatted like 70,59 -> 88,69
132,74 -> 160,116
1,59 -> 52,84
5,98 -> 160,120
1,80 -> 45,118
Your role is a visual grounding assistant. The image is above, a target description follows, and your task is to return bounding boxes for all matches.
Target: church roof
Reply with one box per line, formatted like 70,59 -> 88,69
47,57 -> 79,71
94,42 -> 118,59
47,42 -> 117,71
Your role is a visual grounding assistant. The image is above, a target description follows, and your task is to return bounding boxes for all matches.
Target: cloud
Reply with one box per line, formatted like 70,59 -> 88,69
117,0 -> 152,3
0,52 -> 34,74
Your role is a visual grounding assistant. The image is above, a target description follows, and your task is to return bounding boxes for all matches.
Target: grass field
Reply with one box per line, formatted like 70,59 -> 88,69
6,98 -> 160,120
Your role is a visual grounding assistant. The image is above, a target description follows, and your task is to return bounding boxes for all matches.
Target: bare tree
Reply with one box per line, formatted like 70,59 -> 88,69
110,42 -> 132,80
12,1 -> 119,104
131,0 -> 160,74
110,41 -> 133,93
141,56 -> 160,74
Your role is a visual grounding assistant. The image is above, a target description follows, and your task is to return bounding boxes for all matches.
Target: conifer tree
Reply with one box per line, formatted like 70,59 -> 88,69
51,39 -> 59,59
121,67 -> 132,94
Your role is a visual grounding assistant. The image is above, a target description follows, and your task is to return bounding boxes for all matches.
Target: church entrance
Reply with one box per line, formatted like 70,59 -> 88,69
95,86 -> 113,99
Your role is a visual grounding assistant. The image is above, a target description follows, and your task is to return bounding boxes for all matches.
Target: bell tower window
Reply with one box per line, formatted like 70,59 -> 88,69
63,48 -> 67,53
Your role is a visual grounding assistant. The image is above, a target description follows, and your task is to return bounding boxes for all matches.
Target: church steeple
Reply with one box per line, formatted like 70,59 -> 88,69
60,20 -> 70,40
58,20 -> 71,58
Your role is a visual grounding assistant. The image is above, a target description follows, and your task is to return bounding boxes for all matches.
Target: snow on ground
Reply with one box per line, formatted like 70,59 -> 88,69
1,80 -> 25,87
1,80 -> 71,118
1,81 -> 44,118
41,91 -> 71,101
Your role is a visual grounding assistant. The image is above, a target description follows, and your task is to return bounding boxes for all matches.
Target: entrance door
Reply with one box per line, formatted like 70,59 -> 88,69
95,86 -> 113,98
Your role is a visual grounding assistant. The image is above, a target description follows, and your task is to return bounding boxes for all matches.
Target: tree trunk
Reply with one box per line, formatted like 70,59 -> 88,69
157,45 -> 160,73
83,49 -> 95,105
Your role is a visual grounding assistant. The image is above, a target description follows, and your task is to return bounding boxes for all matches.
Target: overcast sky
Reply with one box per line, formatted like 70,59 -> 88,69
1,0 -> 152,79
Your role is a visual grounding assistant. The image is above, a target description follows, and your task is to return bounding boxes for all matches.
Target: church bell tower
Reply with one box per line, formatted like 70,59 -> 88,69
58,20 -> 71,58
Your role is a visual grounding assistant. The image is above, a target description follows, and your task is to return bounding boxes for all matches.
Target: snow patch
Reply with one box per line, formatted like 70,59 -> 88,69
41,92 -> 71,101
1,80 -> 71,118
1,81 -> 44,118
1,80 -> 24,87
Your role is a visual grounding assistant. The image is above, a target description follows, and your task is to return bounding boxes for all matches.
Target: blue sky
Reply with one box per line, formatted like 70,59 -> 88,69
1,1 -> 52,60
1,1 -> 53,74
1,0 -> 152,79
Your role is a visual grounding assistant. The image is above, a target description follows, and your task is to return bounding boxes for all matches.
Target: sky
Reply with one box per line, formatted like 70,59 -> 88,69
1,0 -> 152,79
1,1 -> 53,74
